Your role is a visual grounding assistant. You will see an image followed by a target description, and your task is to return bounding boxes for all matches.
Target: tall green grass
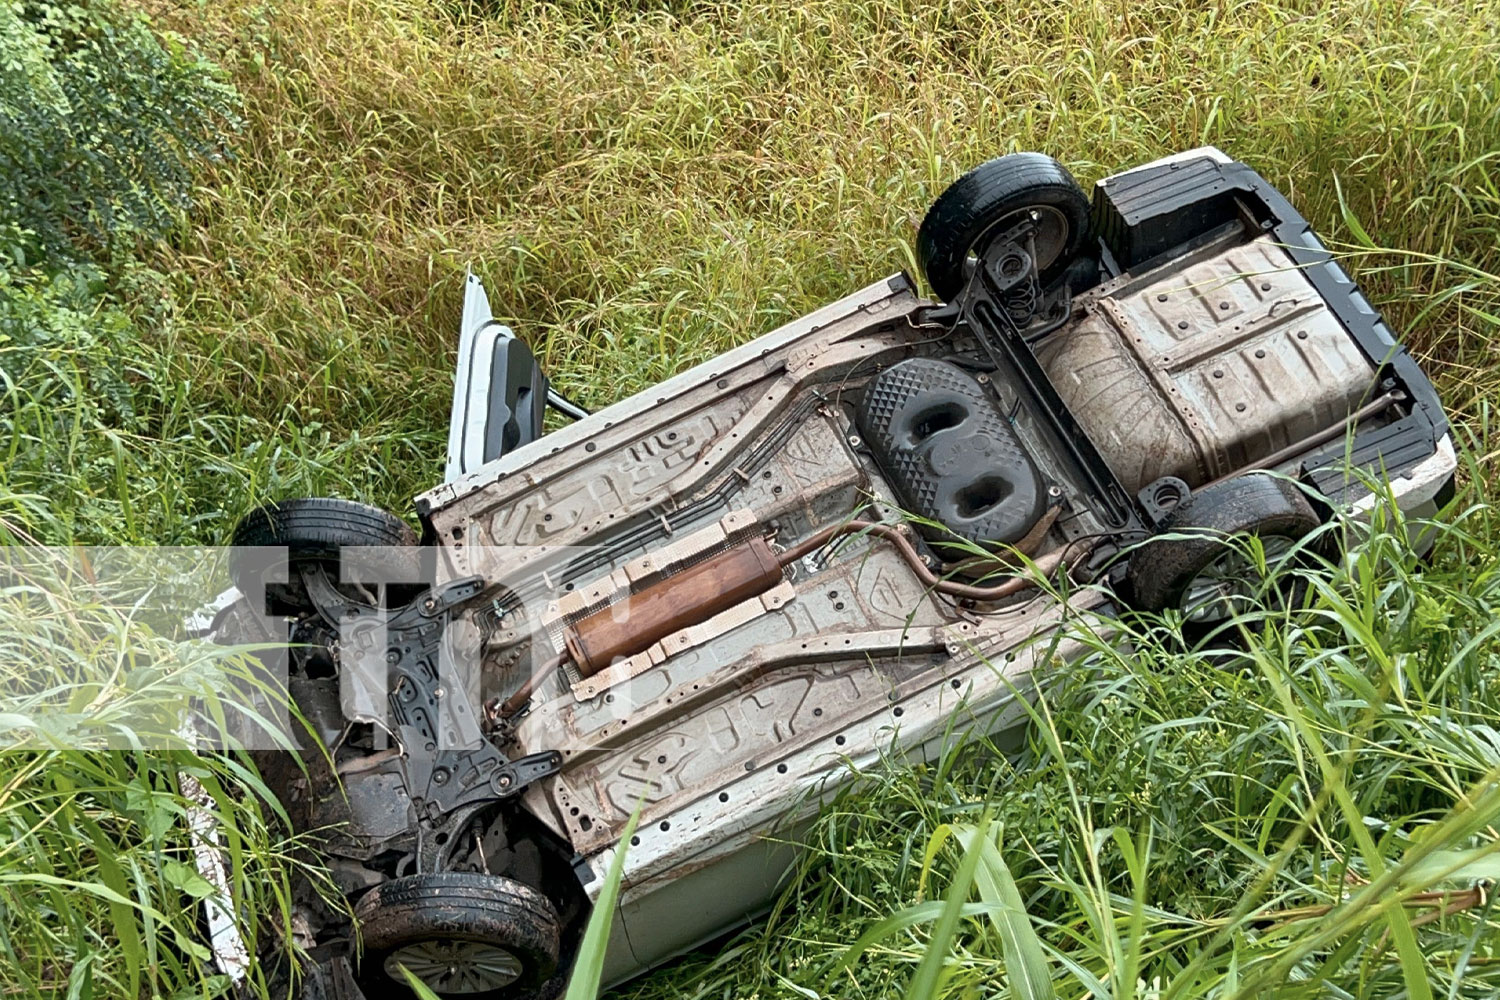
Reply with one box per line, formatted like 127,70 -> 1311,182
3,0 -> 1499,995
130,0 -> 1498,526
0,542 -> 323,1000
1,4 -> 320,997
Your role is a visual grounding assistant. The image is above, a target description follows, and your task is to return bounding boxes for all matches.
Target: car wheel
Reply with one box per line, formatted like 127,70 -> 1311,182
228,497 -> 419,615
355,872 -> 563,999
917,152 -> 1093,302
1125,473 -> 1320,620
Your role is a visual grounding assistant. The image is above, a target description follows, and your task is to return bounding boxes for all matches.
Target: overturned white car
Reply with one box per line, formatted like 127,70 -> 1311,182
209,148 -> 1454,999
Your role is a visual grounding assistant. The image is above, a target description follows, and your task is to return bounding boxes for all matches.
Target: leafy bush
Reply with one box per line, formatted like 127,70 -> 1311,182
0,8 -> 304,1000
0,0 -> 238,267
0,0 -> 243,544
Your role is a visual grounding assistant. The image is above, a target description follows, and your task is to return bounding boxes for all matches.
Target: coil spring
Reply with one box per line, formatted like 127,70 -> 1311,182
1003,269 -> 1041,324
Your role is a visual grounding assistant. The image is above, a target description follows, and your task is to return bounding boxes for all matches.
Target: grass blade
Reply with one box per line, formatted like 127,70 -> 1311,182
954,824 -> 1057,1000
905,815 -> 990,1000
564,803 -> 642,1000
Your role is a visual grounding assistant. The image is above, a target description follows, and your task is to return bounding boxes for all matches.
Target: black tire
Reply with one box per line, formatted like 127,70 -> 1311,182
355,872 -> 563,1000
1126,474 -> 1320,617
228,497 -> 419,615
917,152 -> 1092,302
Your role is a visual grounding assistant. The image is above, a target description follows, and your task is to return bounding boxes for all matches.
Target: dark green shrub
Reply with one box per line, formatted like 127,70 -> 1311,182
0,0 -> 241,544
0,0 -> 239,267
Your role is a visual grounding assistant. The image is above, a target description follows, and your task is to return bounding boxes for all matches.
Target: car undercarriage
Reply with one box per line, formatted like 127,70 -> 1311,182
208,147 -> 1454,998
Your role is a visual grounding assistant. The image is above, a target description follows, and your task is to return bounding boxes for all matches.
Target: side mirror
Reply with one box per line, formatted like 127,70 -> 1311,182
444,271 -> 549,481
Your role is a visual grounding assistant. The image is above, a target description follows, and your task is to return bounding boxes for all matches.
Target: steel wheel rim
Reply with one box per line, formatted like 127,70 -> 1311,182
966,204 -> 1071,273
1180,535 -> 1296,622
384,939 -> 524,994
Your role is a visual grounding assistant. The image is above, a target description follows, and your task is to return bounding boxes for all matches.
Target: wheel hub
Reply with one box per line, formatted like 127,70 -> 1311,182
1181,535 -> 1295,622
384,939 -> 524,994
972,204 -> 1071,271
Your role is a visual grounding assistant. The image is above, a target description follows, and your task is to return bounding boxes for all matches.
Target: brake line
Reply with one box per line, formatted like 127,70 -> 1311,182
776,520 -> 1067,602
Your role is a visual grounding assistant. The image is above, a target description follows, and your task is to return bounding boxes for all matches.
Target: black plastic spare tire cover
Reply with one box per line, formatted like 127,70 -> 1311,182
858,358 -> 1046,548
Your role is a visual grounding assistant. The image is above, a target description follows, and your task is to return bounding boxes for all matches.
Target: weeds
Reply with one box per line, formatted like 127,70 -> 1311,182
129,0 -> 1498,524
5,0 -> 1500,995
0,543 -> 318,999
